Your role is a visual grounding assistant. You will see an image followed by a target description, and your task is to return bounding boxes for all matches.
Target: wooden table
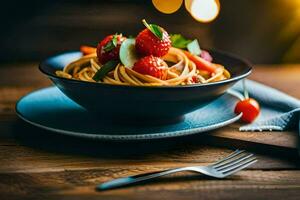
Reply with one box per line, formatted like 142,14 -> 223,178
1,63 -> 300,200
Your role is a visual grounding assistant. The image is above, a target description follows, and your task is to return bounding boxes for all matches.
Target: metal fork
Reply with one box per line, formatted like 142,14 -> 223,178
96,149 -> 257,191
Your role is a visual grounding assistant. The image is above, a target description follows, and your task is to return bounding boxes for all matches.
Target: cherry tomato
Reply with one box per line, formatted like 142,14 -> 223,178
234,98 -> 260,123
80,45 -> 96,55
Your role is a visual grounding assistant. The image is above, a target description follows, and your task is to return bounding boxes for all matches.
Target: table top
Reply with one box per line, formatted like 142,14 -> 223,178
1,63 -> 300,200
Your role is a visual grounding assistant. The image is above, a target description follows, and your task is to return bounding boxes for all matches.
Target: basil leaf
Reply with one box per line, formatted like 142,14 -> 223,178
170,34 -> 192,49
103,34 -> 118,52
142,19 -> 163,40
150,24 -> 163,40
187,39 -> 202,56
92,60 -> 119,82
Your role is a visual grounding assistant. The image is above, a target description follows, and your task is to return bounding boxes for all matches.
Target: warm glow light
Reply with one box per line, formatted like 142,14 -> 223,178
152,0 -> 183,14
280,1 -> 300,62
185,0 -> 193,12
186,0 -> 220,23
153,0 -> 220,23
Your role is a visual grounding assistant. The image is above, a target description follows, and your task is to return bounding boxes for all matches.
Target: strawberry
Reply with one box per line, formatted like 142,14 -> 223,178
97,34 -> 126,64
135,20 -> 171,57
132,55 -> 168,80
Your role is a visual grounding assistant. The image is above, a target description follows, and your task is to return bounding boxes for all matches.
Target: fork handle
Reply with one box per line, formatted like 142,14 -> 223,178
96,167 -> 191,191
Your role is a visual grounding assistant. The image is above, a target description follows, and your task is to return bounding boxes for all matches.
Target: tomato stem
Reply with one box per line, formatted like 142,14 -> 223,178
243,79 -> 249,99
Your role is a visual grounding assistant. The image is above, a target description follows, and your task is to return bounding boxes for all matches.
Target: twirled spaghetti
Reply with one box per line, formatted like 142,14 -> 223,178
56,47 -> 230,86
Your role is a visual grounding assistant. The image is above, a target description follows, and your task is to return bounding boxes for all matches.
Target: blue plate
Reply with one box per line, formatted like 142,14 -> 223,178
16,87 -> 242,141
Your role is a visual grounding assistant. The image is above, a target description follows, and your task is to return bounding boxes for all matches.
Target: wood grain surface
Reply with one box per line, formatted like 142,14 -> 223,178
0,63 -> 300,200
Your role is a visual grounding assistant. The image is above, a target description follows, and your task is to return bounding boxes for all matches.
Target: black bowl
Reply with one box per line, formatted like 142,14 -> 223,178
39,50 -> 251,123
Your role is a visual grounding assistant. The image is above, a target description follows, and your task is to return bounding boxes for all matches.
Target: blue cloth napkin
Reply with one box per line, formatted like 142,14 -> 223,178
232,80 -> 300,138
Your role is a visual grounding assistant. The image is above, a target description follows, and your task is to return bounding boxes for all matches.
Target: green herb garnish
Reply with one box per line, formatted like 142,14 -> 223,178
103,34 -> 119,52
170,34 -> 192,49
187,39 -> 202,56
170,34 -> 202,55
142,19 -> 163,40
92,60 -> 119,82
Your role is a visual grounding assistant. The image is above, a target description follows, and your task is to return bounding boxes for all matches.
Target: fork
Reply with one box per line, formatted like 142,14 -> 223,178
96,149 -> 257,191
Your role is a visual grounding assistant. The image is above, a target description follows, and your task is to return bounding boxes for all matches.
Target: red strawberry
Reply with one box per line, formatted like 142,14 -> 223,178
132,55 -> 168,80
135,28 -> 171,57
97,34 -> 126,64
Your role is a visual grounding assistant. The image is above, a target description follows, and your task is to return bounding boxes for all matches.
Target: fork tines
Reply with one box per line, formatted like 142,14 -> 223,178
213,149 -> 257,175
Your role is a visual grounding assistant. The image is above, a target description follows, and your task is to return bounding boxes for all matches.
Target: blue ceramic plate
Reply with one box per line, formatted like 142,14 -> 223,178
16,87 -> 242,141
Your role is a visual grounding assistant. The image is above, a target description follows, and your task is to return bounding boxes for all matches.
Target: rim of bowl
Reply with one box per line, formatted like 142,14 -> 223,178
39,49 -> 252,89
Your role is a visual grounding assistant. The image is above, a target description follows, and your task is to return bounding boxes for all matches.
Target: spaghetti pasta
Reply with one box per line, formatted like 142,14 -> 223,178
56,47 -> 230,86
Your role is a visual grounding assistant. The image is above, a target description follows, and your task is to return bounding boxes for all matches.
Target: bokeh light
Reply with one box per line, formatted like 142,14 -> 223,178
152,0 -> 220,22
187,0 -> 220,23
152,0 -> 183,14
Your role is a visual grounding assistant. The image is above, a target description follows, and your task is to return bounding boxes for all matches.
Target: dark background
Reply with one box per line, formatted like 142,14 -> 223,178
1,0 -> 300,64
